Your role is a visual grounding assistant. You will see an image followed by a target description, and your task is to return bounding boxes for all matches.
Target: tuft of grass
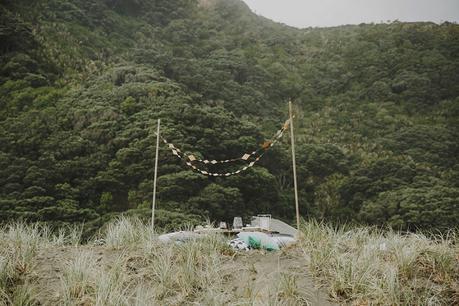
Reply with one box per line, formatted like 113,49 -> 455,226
101,216 -> 154,248
143,233 -> 232,304
51,225 -> 83,246
300,220 -> 459,305
9,283 -> 38,306
59,250 -> 97,304
0,222 -> 82,305
93,254 -> 134,305
272,272 -> 312,306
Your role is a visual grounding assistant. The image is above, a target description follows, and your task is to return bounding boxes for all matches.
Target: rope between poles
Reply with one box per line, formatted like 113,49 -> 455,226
157,118 -> 290,177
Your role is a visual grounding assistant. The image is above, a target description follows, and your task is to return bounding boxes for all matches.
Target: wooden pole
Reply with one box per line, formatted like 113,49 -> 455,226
289,101 -> 300,232
152,119 -> 160,232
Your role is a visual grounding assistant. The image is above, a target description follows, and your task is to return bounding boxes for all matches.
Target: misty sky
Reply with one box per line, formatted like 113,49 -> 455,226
241,0 -> 459,28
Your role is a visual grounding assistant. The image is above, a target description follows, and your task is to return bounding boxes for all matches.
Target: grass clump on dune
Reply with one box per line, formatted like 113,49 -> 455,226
300,221 -> 459,305
0,223 -> 82,305
58,217 -> 238,305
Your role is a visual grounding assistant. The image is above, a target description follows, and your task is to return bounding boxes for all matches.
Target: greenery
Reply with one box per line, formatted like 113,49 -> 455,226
1,0 -> 458,233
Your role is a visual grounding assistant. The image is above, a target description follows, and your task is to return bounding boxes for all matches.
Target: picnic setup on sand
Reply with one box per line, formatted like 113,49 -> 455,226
151,102 -> 301,249
158,214 -> 298,251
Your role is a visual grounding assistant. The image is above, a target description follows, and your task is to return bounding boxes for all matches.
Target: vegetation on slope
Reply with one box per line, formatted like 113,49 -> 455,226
0,0 -> 458,234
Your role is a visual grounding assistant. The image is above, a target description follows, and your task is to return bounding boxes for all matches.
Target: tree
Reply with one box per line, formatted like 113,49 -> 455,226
359,186 -> 459,230
188,183 -> 244,221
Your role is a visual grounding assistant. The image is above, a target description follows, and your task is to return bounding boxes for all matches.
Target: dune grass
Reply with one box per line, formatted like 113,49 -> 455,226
0,222 -> 82,305
299,221 -> 459,305
0,217 -> 457,305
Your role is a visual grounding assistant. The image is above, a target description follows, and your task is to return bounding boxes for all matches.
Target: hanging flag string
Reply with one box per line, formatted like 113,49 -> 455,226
158,118 -> 290,177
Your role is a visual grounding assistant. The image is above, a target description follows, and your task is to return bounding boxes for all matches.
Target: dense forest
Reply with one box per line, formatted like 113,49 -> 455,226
1,0 -> 458,235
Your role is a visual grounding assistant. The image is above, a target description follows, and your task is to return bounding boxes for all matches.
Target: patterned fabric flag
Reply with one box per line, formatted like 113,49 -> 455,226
262,141 -> 272,149
241,153 -> 251,160
157,118 -> 288,177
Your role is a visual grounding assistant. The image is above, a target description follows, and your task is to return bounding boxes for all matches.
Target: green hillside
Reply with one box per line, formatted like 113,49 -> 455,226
1,0 -> 458,234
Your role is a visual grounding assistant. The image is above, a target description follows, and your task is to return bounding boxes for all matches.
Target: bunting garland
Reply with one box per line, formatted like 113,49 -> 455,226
158,118 -> 290,177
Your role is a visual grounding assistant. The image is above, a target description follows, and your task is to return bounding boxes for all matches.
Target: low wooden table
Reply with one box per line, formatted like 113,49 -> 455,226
193,226 -> 272,236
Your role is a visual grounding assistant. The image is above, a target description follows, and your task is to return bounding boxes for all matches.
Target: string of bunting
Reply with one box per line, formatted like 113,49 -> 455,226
159,118 -> 290,177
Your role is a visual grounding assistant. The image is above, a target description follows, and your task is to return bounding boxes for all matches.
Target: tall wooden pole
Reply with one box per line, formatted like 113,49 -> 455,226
289,101 -> 300,232
152,119 -> 160,232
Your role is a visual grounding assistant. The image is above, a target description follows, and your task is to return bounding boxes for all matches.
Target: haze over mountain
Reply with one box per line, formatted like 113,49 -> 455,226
242,0 -> 459,28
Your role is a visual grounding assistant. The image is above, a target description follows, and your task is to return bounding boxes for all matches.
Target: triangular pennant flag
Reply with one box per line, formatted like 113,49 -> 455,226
261,141 -> 272,149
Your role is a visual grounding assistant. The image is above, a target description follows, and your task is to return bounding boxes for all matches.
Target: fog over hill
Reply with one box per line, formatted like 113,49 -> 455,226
242,0 -> 459,28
